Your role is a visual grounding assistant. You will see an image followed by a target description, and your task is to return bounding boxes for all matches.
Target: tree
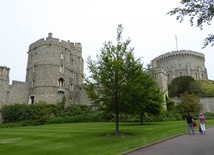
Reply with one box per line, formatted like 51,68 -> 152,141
168,76 -> 198,97
177,91 -> 203,117
167,0 -> 214,48
199,80 -> 214,96
84,24 -> 163,135
125,70 -> 163,125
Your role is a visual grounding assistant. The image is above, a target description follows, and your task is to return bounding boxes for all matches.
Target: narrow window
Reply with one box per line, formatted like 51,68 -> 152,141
33,65 -> 36,73
58,78 -> 64,87
70,70 -> 74,78
29,96 -> 35,104
70,84 -> 73,91
167,74 -> 170,81
61,52 -> 64,59
60,65 -> 64,72
32,79 -> 35,87
70,98 -> 73,104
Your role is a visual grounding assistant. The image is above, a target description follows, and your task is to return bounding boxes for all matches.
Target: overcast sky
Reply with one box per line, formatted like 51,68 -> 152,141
1,0 -> 214,84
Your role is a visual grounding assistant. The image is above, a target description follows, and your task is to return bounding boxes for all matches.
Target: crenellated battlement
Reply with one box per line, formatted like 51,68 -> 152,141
28,33 -> 82,53
152,50 -> 205,62
0,66 -> 10,80
152,50 -> 208,84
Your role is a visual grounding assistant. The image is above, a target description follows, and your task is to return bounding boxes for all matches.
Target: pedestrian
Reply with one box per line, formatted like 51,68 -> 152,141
199,113 -> 206,134
186,112 -> 195,135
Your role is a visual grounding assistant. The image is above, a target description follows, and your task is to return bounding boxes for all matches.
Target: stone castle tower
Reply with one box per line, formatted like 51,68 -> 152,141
152,50 -> 208,83
151,50 -> 208,110
26,33 -> 84,104
0,33 -> 88,107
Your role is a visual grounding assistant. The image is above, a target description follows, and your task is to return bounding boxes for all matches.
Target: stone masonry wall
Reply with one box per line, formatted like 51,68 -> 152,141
170,97 -> 214,113
7,81 -> 28,104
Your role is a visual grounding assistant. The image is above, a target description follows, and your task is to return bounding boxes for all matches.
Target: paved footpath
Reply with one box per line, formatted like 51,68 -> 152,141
123,127 -> 214,155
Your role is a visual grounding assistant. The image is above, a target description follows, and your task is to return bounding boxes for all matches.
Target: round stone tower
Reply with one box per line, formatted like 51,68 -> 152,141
26,33 -> 84,105
151,50 -> 208,83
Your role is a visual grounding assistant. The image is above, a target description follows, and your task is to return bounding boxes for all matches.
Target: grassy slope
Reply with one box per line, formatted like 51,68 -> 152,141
0,121 -> 213,155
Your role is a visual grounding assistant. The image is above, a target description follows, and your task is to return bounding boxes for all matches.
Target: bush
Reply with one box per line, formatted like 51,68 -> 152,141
1,104 -> 34,123
31,102 -> 51,124
204,112 -> 214,120
63,104 -> 94,117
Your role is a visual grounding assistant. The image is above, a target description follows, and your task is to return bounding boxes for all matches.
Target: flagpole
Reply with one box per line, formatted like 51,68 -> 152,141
175,35 -> 178,51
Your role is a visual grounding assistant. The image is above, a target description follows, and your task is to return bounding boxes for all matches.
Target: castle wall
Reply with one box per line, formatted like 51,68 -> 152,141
152,50 -> 208,83
170,97 -> 214,114
154,68 -> 168,110
7,81 -> 28,104
79,84 -> 91,105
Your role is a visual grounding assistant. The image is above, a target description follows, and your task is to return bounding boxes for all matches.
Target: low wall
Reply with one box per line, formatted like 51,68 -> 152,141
170,97 -> 214,113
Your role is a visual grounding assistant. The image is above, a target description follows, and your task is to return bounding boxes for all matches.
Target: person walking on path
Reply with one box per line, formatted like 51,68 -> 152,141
186,112 -> 195,135
199,113 -> 206,134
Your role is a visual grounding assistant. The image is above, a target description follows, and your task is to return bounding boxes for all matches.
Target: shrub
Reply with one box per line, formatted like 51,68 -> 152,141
1,104 -> 34,123
31,102 -> 51,124
63,104 -> 94,116
204,112 -> 214,120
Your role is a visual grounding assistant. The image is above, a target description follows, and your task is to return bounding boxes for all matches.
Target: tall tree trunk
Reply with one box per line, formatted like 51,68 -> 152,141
140,113 -> 144,125
115,102 -> 119,136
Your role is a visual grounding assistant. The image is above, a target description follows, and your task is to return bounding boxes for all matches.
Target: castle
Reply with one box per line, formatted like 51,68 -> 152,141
0,33 -> 89,107
151,50 -> 208,83
0,34 -> 213,112
151,50 -> 214,113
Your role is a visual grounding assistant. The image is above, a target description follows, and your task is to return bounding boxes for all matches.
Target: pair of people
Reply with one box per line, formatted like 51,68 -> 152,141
186,112 -> 206,135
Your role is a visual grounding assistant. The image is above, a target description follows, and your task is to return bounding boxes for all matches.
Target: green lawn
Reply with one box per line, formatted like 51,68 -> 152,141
0,120 -> 213,155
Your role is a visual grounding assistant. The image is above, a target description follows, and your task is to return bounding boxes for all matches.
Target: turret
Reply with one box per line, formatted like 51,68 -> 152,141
0,66 -> 10,105
26,33 -> 84,105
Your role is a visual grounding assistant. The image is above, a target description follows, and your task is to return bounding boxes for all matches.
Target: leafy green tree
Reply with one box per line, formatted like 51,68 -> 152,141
199,80 -> 214,96
177,91 -> 202,117
168,76 -> 197,97
125,71 -> 163,125
84,24 -> 162,135
167,0 -> 214,48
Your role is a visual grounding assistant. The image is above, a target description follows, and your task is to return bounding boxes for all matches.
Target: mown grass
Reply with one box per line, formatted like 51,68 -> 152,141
0,120 -> 214,155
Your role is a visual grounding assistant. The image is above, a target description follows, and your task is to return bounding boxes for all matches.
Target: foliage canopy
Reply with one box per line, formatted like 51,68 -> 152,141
168,0 -> 214,48
177,91 -> 203,116
199,80 -> 214,96
84,24 -> 163,135
168,76 -> 199,97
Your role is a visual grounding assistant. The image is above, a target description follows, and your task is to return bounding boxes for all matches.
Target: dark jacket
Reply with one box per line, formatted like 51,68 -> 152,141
186,114 -> 193,123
